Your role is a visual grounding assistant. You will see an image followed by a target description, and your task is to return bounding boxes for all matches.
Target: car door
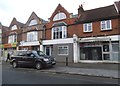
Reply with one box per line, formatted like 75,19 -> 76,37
17,51 -> 27,65
25,51 -> 36,66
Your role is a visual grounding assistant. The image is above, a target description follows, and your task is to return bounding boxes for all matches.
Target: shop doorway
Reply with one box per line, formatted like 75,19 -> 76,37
45,46 -> 51,56
80,47 -> 102,60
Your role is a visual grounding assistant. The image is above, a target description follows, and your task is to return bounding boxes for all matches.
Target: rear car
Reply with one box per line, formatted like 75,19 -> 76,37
10,50 -> 56,70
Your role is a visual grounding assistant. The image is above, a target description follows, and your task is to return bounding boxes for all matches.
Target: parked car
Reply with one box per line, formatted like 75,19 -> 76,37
10,50 -> 56,70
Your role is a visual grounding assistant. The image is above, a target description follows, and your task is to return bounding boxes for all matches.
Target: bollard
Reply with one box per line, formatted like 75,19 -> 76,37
66,57 -> 68,66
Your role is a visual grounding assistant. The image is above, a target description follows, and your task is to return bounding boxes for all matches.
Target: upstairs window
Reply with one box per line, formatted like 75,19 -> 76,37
101,20 -> 112,30
8,34 -> 17,43
52,26 -> 67,39
11,25 -> 17,30
53,12 -> 67,21
27,31 -> 38,42
83,23 -> 92,32
29,19 -> 38,26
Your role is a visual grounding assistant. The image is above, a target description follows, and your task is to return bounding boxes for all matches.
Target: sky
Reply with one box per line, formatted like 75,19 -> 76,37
0,0 -> 118,26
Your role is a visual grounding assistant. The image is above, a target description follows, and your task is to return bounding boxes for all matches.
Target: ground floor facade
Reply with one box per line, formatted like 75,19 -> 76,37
1,35 -> 120,63
42,35 -> 120,63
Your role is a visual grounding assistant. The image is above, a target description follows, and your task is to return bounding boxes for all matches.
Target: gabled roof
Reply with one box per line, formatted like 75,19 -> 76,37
49,4 -> 71,21
76,4 -> 120,23
2,25 -> 9,32
25,11 -> 46,27
9,17 -> 24,28
114,1 -> 120,13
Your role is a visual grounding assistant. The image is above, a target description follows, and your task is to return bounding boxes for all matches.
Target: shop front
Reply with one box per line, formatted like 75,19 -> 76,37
78,35 -> 120,63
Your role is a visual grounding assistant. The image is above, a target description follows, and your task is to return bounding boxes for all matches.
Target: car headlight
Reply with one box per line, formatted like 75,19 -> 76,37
43,58 -> 49,61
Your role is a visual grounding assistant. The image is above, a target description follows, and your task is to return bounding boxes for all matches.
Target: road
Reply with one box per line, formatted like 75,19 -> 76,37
2,62 -> 119,85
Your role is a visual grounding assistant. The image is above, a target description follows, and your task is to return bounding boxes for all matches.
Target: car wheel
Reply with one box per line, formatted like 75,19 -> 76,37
35,62 -> 42,70
12,61 -> 17,68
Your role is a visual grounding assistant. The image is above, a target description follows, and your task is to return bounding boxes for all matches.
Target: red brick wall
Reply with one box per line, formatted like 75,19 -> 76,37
68,18 -> 119,38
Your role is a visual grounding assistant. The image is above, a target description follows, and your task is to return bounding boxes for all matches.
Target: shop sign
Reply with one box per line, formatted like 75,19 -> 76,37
80,42 -> 101,47
4,42 -> 17,48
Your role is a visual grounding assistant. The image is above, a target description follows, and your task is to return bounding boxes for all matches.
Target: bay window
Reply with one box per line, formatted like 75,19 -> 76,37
52,26 -> 67,39
27,31 -> 38,42
8,34 -> 17,43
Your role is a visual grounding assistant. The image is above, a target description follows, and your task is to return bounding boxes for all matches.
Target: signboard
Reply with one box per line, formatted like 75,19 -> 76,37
4,42 -> 17,48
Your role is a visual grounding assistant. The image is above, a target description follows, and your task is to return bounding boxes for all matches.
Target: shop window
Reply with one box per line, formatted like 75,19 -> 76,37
58,46 -> 68,55
103,54 -> 110,60
112,43 -> 119,52
103,45 -> 109,52
112,43 -> 119,61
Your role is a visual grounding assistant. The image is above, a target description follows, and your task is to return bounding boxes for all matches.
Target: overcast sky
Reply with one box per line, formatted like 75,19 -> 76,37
0,0 -> 118,26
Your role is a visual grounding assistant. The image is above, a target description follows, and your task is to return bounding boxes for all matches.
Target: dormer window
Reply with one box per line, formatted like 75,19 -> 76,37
29,19 -> 38,26
53,12 -> 67,21
11,25 -> 17,30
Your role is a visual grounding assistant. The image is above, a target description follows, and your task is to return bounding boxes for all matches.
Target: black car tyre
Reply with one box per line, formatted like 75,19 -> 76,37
35,62 -> 42,70
12,61 -> 17,68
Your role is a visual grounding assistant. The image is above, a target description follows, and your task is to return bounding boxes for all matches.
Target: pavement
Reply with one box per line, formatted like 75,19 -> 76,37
1,61 -> 120,79
41,63 -> 120,79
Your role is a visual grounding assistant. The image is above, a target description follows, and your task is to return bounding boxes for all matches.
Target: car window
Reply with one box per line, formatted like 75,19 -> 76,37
26,52 -> 35,58
17,52 -> 26,56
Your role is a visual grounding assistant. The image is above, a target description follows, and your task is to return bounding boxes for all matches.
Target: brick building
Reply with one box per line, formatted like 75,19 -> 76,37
42,4 -> 77,62
1,1 -> 120,63
19,12 -> 47,50
43,1 -> 120,63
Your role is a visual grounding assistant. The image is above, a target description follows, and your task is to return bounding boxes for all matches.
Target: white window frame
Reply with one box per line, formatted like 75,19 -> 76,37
11,25 -> 17,30
29,19 -> 38,26
83,23 -> 92,32
8,34 -> 17,43
52,26 -> 67,39
27,31 -> 38,42
53,12 -> 67,21
58,46 -> 69,55
101,20 -> 112,30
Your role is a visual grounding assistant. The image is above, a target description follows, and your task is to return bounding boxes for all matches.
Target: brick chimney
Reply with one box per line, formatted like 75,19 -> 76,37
78,4 -> 84,15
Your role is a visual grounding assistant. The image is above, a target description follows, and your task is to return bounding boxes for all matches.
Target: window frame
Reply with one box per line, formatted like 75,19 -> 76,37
83,23 -> 92,32
52,26 -> 67,39
53,12 -> 67,21
8,34 -> 17,43
58,46 -> 69,55
27,31 -> 38,42
101,20 -> 112,31
29,19 -> 38,26
11,25 -> 17,30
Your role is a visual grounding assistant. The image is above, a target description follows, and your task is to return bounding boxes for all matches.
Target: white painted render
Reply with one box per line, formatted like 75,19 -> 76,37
43,38 -> 73,45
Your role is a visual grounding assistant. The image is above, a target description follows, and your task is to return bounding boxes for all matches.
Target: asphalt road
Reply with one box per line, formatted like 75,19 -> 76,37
2,62 -> 119,85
